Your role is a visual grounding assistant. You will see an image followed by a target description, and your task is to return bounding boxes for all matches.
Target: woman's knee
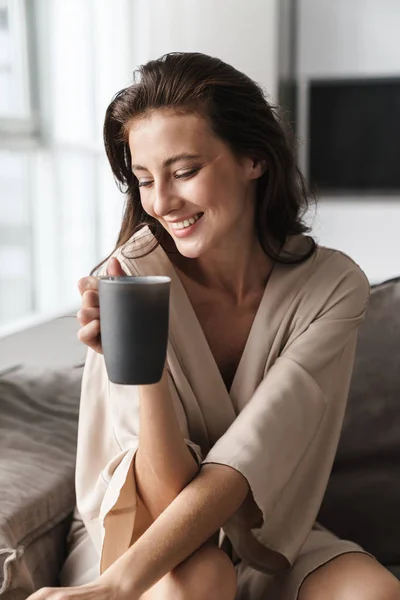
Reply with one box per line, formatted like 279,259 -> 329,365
298,553 -> 400,600
158,542 -> 237,600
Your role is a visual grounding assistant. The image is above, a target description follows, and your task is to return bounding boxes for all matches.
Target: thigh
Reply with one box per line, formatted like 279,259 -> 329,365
298,553 -> 400,600
141,542 -> 237,600
234,524 -> 373,600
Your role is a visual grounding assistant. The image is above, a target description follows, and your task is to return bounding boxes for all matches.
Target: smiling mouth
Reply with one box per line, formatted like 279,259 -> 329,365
169,212 -> 203,230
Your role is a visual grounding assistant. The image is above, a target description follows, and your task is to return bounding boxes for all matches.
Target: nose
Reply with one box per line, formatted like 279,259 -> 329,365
152,179 -> 177,217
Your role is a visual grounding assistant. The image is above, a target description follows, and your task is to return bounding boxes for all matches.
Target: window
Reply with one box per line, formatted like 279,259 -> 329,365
0,0 -> 134,334
0,0 -> 34,128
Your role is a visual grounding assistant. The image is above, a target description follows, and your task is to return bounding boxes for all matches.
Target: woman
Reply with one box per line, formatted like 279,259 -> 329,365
31,53 -> 399,600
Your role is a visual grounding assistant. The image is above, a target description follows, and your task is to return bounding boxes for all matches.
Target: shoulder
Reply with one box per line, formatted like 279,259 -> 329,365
297,242 -> 370,321
278,236 -> 370,326
313,244 -> 369,298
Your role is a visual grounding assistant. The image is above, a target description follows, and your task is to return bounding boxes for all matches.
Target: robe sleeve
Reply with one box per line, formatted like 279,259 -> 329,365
75,252 -> 203,571
76,347 -> 203,572
75,249 -> 202,572
201,262 -> 370,574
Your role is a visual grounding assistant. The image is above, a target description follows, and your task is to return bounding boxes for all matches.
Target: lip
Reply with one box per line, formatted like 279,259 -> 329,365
167,213 -> 204,238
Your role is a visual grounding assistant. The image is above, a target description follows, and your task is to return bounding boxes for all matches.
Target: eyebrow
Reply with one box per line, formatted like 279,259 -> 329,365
131,153 -> 202,172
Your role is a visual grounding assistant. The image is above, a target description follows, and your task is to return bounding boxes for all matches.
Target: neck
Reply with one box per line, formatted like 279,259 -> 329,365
171,235 -> 275,306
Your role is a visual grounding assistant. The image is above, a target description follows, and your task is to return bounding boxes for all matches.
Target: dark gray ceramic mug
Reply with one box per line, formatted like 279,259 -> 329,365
98,275 -> 171,385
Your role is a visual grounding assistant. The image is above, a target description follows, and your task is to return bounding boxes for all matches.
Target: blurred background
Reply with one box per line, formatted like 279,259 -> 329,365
1,0 -> 399,337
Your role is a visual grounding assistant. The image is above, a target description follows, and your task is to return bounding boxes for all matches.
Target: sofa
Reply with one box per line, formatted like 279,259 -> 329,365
0,277 -> 399,599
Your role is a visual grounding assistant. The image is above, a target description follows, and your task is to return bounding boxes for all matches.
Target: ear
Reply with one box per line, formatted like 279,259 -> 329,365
247,158 -> 267,180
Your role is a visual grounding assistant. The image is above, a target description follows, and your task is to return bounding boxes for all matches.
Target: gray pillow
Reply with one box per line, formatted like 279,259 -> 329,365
318,277 -> 400,568
0,365 -> 83,598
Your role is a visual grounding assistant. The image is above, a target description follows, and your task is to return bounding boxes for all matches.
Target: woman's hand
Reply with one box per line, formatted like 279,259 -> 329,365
25,578 -> 139,600
76,257 -> 126,354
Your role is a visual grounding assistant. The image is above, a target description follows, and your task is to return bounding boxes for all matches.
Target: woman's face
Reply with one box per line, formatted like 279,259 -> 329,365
128,109 -> 264,259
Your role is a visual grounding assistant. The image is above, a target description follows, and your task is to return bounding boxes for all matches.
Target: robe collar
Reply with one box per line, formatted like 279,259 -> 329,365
118,226 -> 314,449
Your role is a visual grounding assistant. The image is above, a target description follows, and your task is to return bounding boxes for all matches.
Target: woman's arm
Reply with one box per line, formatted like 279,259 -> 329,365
77,259 -> 199,522
135,367 -> 200,519
27,464 -> 249,600
100,463 -> 249,599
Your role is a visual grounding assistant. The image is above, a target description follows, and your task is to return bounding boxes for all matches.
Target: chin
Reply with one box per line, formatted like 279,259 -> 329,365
175,245 -> 204,260
174,238 -> 209,260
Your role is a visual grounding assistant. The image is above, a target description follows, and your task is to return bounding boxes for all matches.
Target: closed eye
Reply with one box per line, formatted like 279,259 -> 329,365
138,168 -> 200,188
174,168 -> 200,179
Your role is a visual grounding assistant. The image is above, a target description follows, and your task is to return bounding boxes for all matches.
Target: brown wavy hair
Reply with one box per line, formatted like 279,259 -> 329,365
92,52 -> 316,274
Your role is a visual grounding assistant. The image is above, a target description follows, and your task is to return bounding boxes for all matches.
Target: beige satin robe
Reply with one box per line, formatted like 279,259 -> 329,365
75,226 -> 370,577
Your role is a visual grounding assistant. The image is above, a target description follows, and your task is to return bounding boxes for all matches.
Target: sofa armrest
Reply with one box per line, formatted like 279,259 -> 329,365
0,365 -> 82,599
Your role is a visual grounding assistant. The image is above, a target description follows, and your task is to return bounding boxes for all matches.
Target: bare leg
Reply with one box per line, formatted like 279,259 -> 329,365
141,542 -> 237,600
298,552 -> 400,600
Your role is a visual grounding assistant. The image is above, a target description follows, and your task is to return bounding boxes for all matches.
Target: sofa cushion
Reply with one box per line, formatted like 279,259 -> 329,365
318,277 -> 400,567
0,519 -> 72,600
0,365 -> 83,597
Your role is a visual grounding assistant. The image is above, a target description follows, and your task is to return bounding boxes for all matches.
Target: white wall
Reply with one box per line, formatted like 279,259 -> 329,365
132,0 -> 279,101
307,199 -> 400,285
297,0 -> 400,283
298,0 -> 400,78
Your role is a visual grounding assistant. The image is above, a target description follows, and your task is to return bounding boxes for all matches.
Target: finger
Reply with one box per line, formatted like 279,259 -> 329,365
77,276 -> 99,296
81,289 -> 99,309
77,319 -> 101,347
78,318 -> 100,339
76,307 -> 100,326
107,257 -> 126,277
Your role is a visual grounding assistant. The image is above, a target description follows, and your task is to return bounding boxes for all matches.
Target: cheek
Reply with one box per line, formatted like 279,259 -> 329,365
189,174 -> 226,208
139,191 -> 155,216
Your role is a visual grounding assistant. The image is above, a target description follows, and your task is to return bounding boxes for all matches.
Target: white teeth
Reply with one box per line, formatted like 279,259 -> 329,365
170,213 -> 202,230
